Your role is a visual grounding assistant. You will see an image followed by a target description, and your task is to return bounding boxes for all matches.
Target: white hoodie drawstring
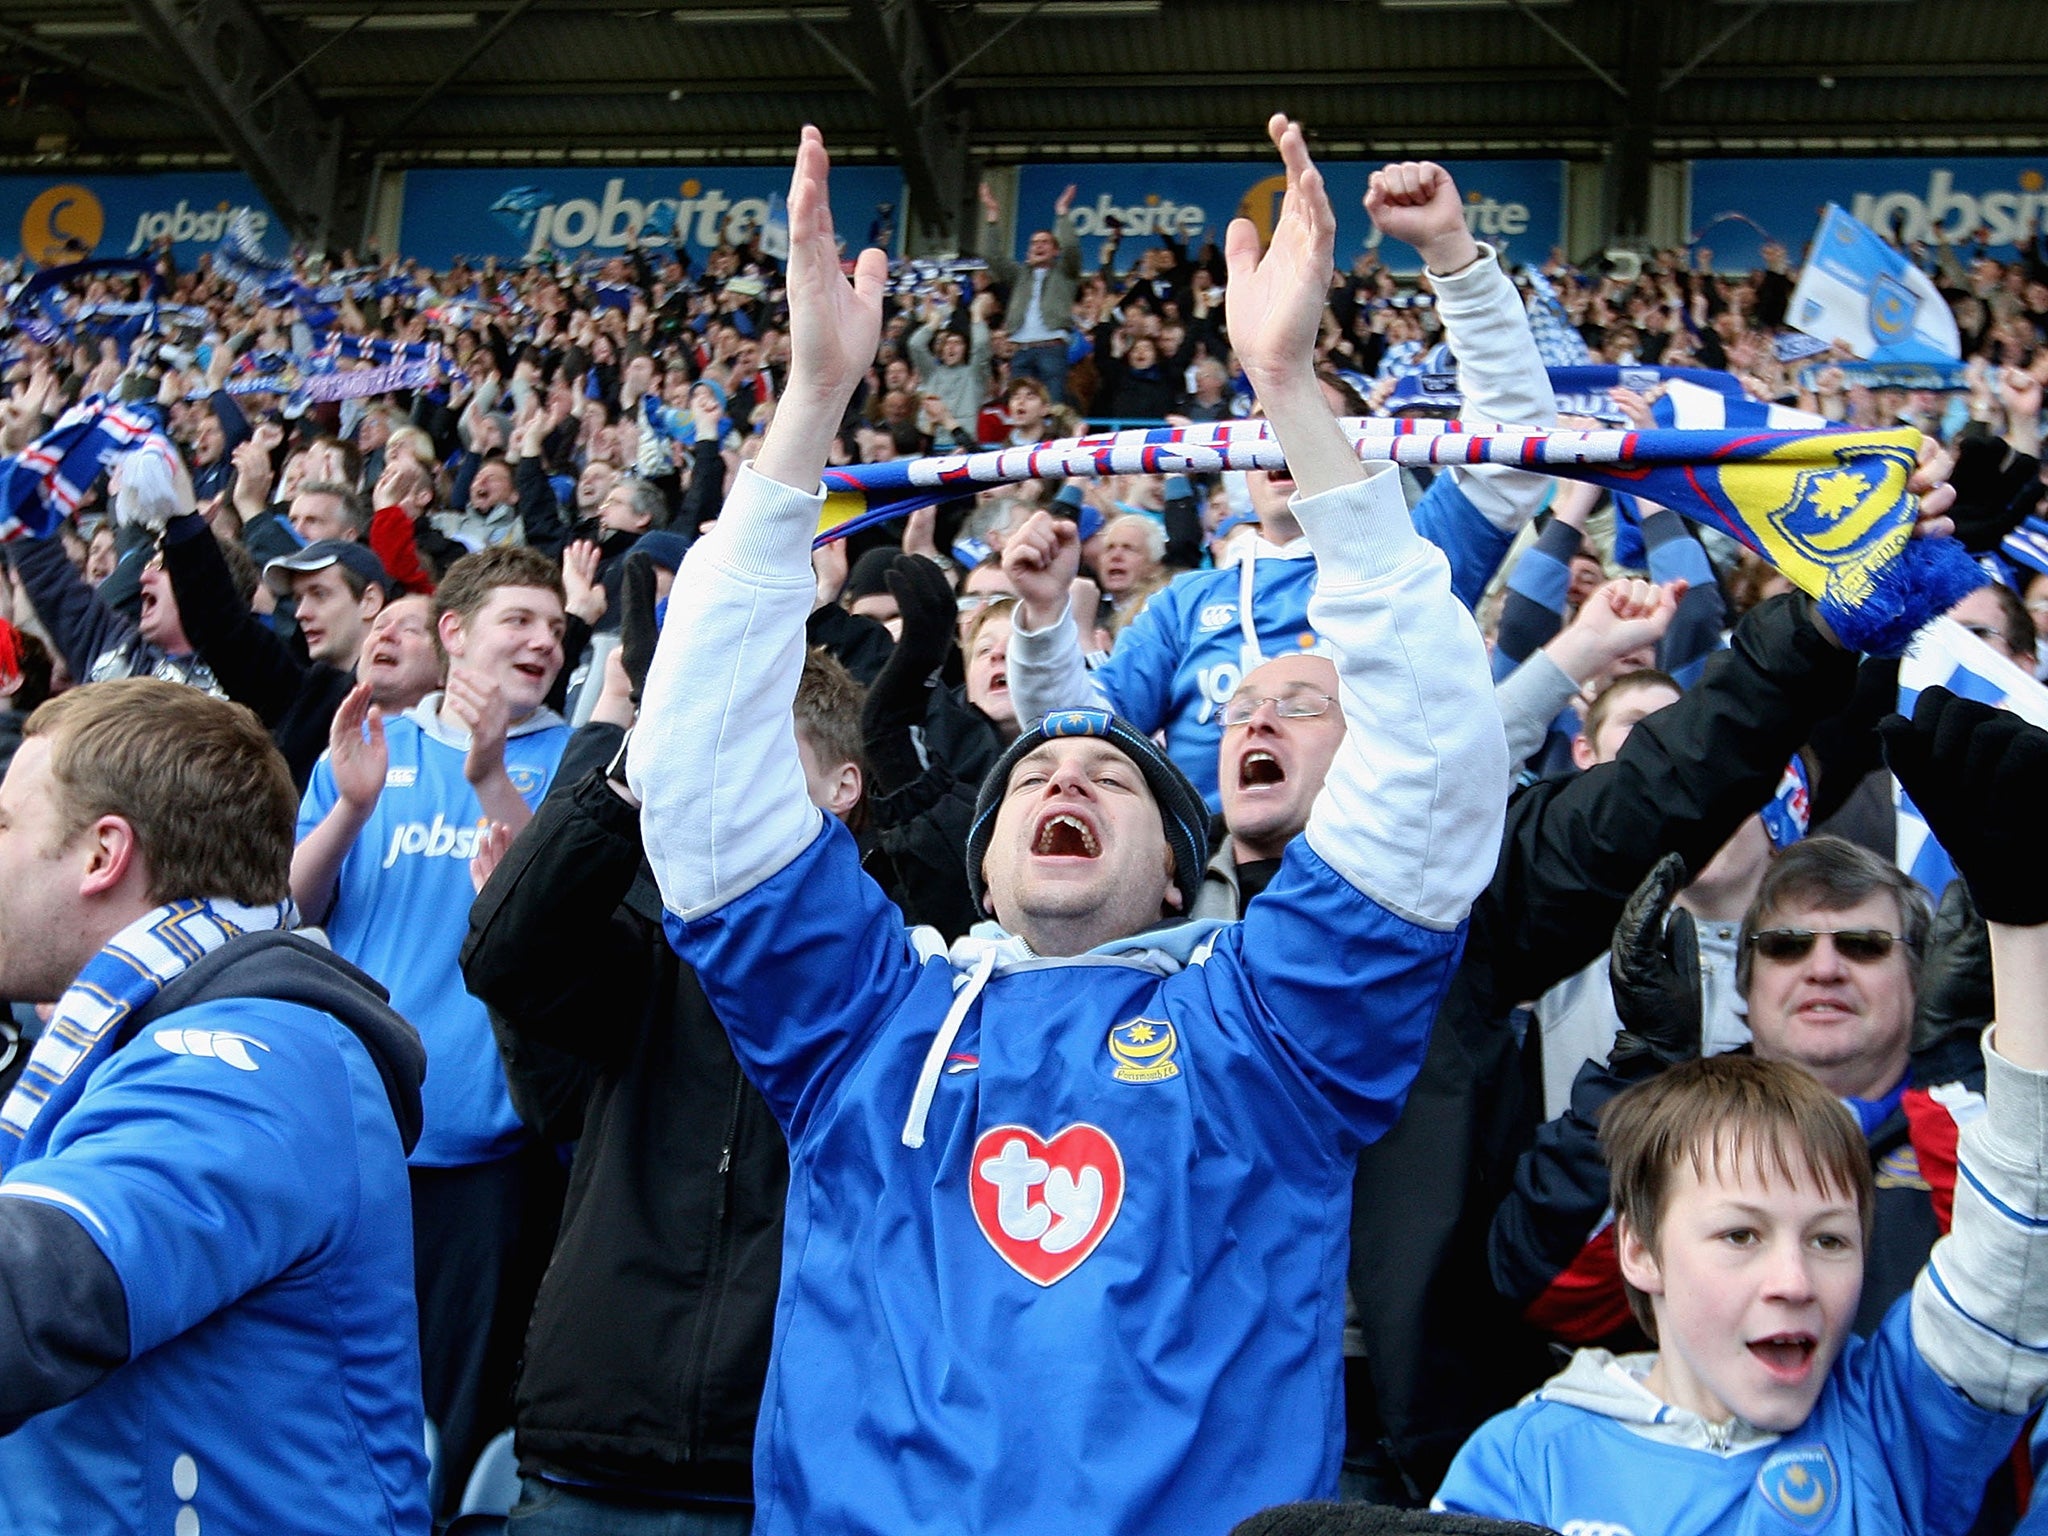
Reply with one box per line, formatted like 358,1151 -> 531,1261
901,948 -> 998,1149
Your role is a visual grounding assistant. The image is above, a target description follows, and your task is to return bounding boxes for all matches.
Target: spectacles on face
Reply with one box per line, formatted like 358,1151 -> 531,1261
1747,928 -> 1912,965
1221,689 -> 1336,729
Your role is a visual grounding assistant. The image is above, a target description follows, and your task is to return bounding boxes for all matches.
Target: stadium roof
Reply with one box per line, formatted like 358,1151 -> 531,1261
0,0 -> 2041,238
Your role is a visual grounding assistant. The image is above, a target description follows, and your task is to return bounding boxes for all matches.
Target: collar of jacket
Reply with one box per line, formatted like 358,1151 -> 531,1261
405,693 -> 565,749
1535,1349 -> 1783,1457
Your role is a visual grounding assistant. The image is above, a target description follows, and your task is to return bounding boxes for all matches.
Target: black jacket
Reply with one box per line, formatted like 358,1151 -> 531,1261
1346,592 -> 1860,1496
461,730 -> 785,1501
159,513 -> 354,791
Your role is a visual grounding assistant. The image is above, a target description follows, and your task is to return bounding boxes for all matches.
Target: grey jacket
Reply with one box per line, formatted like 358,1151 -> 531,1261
983,224 -> 1083,340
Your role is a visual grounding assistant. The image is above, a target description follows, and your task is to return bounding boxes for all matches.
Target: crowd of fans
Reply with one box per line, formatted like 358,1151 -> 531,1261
0,120 -> 2046,1536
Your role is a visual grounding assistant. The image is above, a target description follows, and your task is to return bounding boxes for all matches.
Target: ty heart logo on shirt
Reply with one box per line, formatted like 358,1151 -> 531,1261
969,1122 -> 1124,1286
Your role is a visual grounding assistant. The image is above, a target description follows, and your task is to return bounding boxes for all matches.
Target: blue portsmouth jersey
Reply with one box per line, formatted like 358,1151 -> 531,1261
667,816 -> 1464,1536
0,996 -> 428,1535
299,701 -> 569,1166
1436,1301 -> 2022,1536
1095,472 -> 1511,808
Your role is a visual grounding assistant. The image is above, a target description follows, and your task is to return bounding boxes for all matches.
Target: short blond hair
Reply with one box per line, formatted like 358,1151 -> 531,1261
24,679 -> 295,905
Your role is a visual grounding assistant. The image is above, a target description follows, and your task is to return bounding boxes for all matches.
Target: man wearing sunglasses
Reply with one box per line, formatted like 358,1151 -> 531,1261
1496,834 -> 1968,1354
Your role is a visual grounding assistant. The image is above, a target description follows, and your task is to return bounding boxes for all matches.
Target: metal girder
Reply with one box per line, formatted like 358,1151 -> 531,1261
843,0 -> 975,247
122,0 -> 351,245
1606,0 -> 1668,243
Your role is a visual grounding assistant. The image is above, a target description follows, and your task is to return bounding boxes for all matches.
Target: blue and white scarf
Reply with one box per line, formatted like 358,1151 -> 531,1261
0,897 -> 294,1171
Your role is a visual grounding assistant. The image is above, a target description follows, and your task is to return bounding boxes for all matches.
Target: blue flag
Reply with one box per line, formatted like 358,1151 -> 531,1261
1788,204 -> 1961,364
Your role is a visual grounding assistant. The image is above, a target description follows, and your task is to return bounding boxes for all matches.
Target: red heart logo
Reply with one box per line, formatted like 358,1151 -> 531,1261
969,1122 -> 1125,1286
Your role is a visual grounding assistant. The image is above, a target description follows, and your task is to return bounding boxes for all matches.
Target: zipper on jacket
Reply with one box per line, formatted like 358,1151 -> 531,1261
682,1068 -> 748,1464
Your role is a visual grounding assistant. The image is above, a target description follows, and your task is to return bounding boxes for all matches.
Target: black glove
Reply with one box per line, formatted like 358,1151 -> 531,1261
1608,852 -> 1702,1068
1881,685 -> 2048,926
1945,435 -> 2044,554
859,554 -> 955,795
1914,879 -> 1992,1054
617,551 -> 659,708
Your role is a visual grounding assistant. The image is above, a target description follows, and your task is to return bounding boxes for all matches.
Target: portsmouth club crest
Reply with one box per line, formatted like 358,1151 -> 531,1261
1107,1017 -> 1180,1083
1745,441 -> 1915,610
1756,1444 -> 1837,1527
1868,272 -> 1918,345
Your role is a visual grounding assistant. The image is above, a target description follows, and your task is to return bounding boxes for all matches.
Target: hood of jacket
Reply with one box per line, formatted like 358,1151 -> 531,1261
947,914 -> 1231,977
404,693 -> 565,748
1534,1348 -> 1783,1457
126,930 -> 427,1154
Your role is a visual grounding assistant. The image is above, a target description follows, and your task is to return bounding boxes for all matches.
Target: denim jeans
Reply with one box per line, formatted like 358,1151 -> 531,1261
1007,340 -> 1071,404
506,1477 -> 754,1536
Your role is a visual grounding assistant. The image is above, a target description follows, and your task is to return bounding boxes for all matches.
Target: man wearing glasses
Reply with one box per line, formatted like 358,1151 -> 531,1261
1193,655 -> 1344,918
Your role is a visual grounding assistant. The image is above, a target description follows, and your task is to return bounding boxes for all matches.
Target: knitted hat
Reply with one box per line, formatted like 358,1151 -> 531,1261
965,707 -> 1210,922
692,376 -> 729,412
630,529 -> 689,572
1229,1503 -> 1560,1536
845,546 -> 898,603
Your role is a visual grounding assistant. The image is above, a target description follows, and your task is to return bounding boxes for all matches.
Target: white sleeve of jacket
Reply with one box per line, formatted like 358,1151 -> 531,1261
1007,597 -> 1112,723
1295,465 -> 1509,930
626,464 -> 824,920
1433,243 -> 1557,535
1912,1027 -> 2048,1414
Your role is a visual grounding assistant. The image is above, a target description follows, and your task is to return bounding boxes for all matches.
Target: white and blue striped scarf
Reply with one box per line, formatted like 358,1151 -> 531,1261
0,897 -> 294,1172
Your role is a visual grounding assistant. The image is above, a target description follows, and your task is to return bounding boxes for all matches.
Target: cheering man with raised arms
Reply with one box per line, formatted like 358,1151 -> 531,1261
627,118 -> 1508,1536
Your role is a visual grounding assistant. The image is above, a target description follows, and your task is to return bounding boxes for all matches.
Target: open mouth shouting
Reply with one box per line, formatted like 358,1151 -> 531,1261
1238,749 -> 1286,789
1033,810 -> 1101,859
1748,1332 -> 1819,1383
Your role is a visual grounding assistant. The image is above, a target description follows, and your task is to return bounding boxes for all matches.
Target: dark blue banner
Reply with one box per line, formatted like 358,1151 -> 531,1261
0,173 -> 275,267
1013,159 -> 1564,275
397,166 -> 906,268
1689,156 -> 2048,269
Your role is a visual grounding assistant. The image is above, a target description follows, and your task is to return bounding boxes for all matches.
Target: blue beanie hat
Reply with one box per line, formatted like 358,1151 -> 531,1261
964,707 -> 1210,922
631,529 -> 690,572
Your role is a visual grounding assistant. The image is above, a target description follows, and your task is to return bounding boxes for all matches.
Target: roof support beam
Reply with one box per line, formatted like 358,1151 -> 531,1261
121,0 -> 352,244
1604,0 -> 1668,244
843,0 -> 975,248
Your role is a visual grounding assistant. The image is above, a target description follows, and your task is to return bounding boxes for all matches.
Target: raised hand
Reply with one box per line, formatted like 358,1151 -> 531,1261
562,539 -> 607,626
329,681 -> 388,814
1880,687 -> 2048,927
1608,853 -> 1702,1069
811,536 -> 849,613
444,670 -> 511,790
616,551 -> 660,705
1002,510 -> 1082,630
756,126 -> 888,493
1364,161 -> 1478,276
469,820 -> 516,895
1224,114 -> 1337,391
1545,576 -> 1685,685
783,127 -> 885,406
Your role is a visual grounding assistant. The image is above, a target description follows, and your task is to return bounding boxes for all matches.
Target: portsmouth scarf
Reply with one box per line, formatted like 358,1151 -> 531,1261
0,897 -> 294,1171
817,417 -> 1985,655
0,397 -> 164,540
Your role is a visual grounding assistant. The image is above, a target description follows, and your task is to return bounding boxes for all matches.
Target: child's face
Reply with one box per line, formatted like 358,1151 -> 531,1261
1620,1146 -> 1864,1432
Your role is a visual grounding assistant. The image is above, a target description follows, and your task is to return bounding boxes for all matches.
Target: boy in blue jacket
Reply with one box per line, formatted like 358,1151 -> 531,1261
1436,687 -> 2048,1536
626,120 -> 1508,1536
